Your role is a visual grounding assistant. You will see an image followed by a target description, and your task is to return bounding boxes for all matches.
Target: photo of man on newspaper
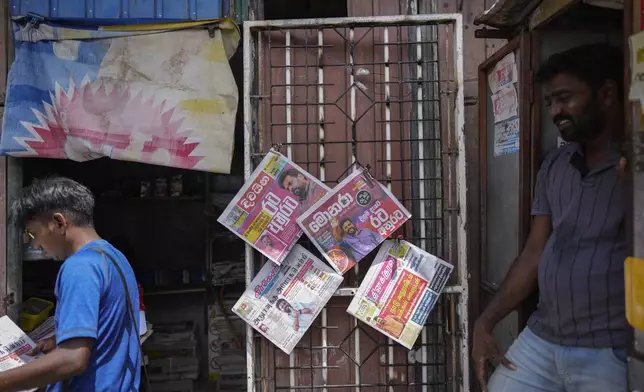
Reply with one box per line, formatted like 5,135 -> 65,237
330,216 -> 384,261
218,151 -> 330,265
259,233 -> 285,260
277,168 -> 322,213
275,299 -> 315,332
232,244 -> 343,354
298,167 -> 411,274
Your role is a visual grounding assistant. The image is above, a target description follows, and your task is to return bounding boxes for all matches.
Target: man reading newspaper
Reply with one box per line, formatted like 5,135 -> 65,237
2,177 -> 140,391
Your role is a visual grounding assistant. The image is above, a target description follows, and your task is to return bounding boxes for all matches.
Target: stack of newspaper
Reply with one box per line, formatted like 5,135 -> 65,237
207,301 -> 246,391
144,322 -> 200,387
210,260 -> 245,286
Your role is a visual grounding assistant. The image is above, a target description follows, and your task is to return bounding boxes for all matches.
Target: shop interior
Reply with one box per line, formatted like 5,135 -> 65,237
17,52 -> 247,392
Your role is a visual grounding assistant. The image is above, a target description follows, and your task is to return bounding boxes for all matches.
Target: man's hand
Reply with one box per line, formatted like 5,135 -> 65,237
30,337 -> 56,356
0,338 -> 93,392
470,215 -> 550,390
472,321 -> 515,392
330,217 -> 339,228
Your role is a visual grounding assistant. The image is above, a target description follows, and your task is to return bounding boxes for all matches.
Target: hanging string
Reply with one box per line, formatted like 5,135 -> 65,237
270,143 -> 284,153
334,159 -> 374,183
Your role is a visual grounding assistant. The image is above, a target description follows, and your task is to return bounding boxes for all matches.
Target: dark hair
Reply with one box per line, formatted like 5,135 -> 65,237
10,176 -> 95,228
340,218 -> 353,227
277,168 -> 302,189
275,298 -> 290,311
536,43 -> 624,101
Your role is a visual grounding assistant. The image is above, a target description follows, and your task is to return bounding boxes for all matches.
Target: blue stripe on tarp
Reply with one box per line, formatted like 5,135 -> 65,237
12,14 -> 191,30
10,0 -> 225,21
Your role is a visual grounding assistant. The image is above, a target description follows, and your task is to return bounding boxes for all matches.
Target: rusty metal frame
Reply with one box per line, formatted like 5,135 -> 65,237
0,0 -> 9,317
243,13 -> 467,392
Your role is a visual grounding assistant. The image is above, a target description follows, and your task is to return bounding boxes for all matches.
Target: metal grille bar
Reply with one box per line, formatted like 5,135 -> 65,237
243,13 -> 467,392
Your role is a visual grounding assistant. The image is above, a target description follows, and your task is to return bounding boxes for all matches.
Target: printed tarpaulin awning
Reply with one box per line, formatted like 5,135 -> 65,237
1,17 -> 240,173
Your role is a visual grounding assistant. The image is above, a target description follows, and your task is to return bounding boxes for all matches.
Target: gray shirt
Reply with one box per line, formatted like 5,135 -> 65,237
299,181 -> 319,213
527,142 -> 627,348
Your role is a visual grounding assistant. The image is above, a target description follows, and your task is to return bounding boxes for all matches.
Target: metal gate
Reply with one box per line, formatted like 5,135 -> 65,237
242,14 -> 467,392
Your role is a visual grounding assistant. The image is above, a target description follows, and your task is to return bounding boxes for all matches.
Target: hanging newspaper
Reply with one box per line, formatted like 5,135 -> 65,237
218,150 -> 330,265
347,240 -> 453,349
0,316 -> 41,392
297,167 -> 411,274
232,244 -> 343,354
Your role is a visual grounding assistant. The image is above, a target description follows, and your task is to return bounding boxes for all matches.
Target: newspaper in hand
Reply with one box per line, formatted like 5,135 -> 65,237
346,240 -> 454,349
0,316 -> 41,392
232,244 -> 343,354
297,167 -> 411,274
218,150 -> 330,265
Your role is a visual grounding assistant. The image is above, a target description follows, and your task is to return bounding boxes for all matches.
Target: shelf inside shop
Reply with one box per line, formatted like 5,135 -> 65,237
98,195 -> 205,202
23,257 -> 57,262
142,285 -> 207,297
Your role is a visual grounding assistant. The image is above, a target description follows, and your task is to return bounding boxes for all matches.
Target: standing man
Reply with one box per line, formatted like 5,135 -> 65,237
4,177 -> 141,391
472,44 -> 628,391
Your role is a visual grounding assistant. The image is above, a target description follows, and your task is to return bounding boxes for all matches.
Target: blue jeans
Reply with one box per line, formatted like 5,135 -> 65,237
488,327 -> 627,392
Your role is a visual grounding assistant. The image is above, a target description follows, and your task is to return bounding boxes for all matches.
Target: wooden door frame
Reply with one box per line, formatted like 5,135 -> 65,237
476,30 -> 535,330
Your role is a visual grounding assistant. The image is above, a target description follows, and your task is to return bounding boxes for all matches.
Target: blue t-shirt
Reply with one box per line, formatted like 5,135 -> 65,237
47,240 -> 141,392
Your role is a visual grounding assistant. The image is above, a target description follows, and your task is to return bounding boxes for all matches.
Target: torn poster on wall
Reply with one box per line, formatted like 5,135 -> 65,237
488,52 -> 518,94
492,85 -> 518,123
629,29 -> 644,110
494,116 -> 520,156
1,17 -> 240,173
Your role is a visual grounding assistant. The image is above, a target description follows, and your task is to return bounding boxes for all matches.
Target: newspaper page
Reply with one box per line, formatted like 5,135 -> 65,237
218,150 -> 330,265
0,316 -> 41,392
232,244 -> 343,354
347,240 -> 454,349
297,167 -> 411,274
27,316 -> 55,343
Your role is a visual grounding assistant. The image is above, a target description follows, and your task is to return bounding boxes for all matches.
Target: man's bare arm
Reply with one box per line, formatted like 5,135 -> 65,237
476,215 -> 552,331
472,215 -> 552,390
0,338 -> 93,391
330,218 -> 343,242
